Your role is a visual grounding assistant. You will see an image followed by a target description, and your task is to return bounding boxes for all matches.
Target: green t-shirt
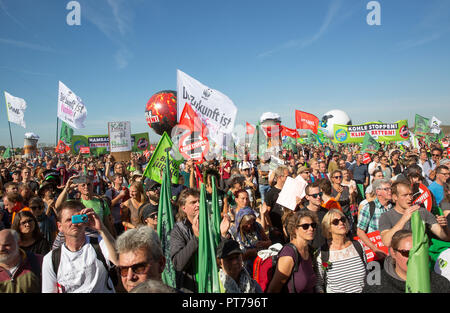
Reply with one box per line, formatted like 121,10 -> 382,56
81,198 -> 111,221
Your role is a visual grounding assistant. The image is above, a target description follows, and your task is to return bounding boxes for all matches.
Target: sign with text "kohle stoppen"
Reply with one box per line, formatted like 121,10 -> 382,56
333,120 -> 410,143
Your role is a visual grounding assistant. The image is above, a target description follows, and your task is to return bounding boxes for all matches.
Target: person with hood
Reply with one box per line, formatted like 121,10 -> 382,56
230,207 -> 271,276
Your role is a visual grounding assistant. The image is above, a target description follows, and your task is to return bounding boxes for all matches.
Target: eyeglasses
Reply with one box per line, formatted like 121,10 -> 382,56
308,192 -> 323,199
331,217 -> 346,226
20,219 -> 34,226
379,187 -> 392,192
438,172 -> 450,177
432,154 -> 441,157
395,249 -> 410,258
297,222 -> 317,230
333,175 -> 342,179
118,262 -> 149,277
29,206 -> 42,210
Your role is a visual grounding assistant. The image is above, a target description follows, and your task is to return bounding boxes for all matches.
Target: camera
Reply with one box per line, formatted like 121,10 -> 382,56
71,214 -> 88,224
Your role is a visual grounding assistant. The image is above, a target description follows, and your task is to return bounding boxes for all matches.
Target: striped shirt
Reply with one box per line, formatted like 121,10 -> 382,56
316,242 -> 367,293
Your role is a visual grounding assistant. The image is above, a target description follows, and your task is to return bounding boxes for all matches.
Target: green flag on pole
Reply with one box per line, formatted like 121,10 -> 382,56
143,132 -> 181,184
59,121 -> 74,145
211,176 -> 221,248
157,150 -> 177,288
3,147 -> 11,158
361,132 -> 380,154
197,183 -> 221,293
406,211 -> 431,293
414,114 -> 430,136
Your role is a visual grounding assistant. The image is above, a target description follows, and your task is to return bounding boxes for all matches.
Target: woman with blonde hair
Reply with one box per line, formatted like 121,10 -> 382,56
121,181 -> 146,229
315,209 -> 367,293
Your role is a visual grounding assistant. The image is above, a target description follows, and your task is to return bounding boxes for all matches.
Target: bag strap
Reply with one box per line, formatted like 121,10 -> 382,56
284,243 -> 300,293
89,236 -> 114,291
351,240 -> 366,266
368,201 -> 376,223
51,247 -> 62,276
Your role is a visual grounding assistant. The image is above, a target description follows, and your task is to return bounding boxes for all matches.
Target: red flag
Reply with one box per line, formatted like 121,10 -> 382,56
194,164 -> 204,188
179,102 -> 207,135
246,122 -> 255,135
280,125 -> 299,138
295,110 -> 319,134
55,140 -> 70,154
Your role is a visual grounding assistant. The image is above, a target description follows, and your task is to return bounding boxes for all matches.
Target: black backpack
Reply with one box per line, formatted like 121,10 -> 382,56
51,237 -> 118,290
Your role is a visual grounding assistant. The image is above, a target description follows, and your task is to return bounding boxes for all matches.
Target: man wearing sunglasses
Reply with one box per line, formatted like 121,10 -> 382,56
379,181 -> 450,248
300,182 -> 328,249
423,147 -> 443,185
363,230 -> 450,292
116,226 -> 170,292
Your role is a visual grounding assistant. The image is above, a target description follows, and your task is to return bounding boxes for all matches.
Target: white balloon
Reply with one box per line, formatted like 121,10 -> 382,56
320,110 -> 352,139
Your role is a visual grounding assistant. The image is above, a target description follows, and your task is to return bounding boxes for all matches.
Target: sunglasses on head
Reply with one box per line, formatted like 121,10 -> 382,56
395,249 -> 410,258
297,222 -> 317,230
308,192 -> 323,199
118,262 -> 149,277
331,216 -> 346,226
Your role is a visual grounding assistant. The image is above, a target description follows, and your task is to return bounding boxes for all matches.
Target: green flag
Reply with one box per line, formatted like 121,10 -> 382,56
211,176 -> 221,248
157,150 -> 177,288
143,132 -> 181,184
406,211 -> 431,293
249,122 -> 267,159
414,114 -> 430,136
361,132 -> 380,154
3,147 -> 11,158
197,183 -> 221,293
59,121 -> 74,145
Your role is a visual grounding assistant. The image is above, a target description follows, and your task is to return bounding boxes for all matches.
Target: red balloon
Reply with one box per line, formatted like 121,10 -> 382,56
145,90 -> 177,136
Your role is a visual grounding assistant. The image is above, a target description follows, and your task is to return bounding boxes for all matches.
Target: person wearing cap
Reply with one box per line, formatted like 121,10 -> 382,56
216,238 -> 263,293
139,203 -> 158,231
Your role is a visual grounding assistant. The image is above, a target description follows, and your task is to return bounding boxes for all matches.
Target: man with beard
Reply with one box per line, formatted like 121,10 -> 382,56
0,229 -> 43,293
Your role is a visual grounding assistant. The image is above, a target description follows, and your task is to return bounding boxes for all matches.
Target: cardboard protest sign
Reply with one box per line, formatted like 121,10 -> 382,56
353,231 -> 389,263
333,120 -> 409,143
276,176 -> 308,211
108,121 -> 132,152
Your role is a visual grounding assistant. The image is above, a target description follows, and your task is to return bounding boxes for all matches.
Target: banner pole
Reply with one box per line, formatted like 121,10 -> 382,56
56,117 -> 59,147
8,121 -> 15,157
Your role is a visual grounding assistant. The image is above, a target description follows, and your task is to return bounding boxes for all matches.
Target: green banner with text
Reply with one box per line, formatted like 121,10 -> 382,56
333,120 -> 410,143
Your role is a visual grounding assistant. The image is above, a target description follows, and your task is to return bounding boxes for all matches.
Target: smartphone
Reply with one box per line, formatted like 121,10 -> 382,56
71,214 -> 88,224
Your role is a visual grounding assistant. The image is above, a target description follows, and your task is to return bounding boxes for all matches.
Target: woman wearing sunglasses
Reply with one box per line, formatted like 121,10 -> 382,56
363,230 -> 450,292
316,209 -> 367,293
267,210 -> 318,293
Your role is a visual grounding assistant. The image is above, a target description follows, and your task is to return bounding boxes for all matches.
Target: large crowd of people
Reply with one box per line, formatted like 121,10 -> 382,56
1,138 -> 450,293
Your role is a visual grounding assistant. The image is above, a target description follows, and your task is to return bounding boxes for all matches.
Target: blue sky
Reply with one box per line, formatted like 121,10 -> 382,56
0,0 -> 449,146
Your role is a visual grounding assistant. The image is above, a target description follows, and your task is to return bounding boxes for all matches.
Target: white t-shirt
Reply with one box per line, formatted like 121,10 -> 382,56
42,236 -> 115,293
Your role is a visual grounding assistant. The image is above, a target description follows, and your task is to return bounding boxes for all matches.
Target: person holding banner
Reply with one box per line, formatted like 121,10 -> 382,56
363,230 -> 450,293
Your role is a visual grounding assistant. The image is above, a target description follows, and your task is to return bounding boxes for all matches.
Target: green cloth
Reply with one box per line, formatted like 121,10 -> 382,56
142,132 -> 181,185
59,121 -> 74,145
361,132 -> 380,154
406,211 -> 431,293
2,147 -> 11,158
157,151 -> 177,288
414,114 -> 430,135
81,198 -> 110,222
197,183 -> 221,293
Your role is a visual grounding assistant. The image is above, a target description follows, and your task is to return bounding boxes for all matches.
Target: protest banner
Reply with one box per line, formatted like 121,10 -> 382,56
353,231 -> 389,263
333,120 -> 410,143
177,69 -> 237,146
361,132 -> 380,154
5,91 -> 27,128
70,132 -> 149,155
430,116 -> 442,134
57,81 -> 87,129
108,121 -> 132,162
295,110 -> 319,134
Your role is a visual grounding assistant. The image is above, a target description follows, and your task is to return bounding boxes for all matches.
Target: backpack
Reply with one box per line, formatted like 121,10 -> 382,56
51,237 -> 118,290
253,243 -> 315,293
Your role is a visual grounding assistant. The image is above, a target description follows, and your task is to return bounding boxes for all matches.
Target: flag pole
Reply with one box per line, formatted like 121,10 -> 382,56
7,121 -> 15,157
56,117 -> 59,147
